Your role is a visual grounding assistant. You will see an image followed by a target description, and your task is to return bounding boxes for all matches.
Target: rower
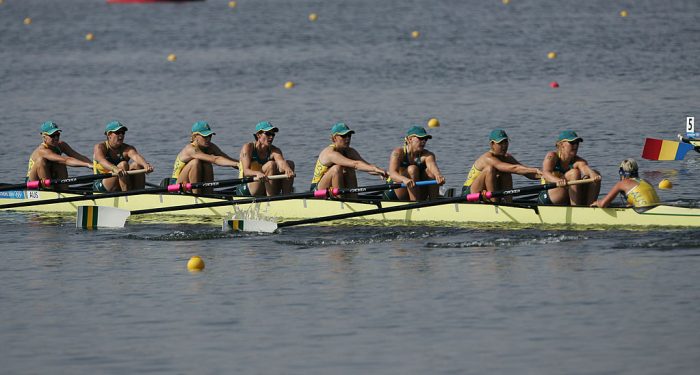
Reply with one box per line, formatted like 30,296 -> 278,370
171,121 -> 239,194
539,130 -> 601,205
236,121 -> 295,196
92,121 -> 154,192
461,129 -> 541,202
385,126 -> 445,201
591,158 -> 660,208
27,121 -> 92,190
310,122 -> 387,198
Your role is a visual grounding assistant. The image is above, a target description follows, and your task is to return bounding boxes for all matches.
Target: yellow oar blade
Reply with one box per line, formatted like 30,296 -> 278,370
76,206 -> 130,229
222,218 -> 278,233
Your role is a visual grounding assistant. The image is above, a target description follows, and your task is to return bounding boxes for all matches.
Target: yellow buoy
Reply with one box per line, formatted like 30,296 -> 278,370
411,30 -> 420,39
308,13 -> 318,22
620,10 -> 628,17
427,118 -> 440,128
547,51 -> 557,59
228,1 -> 236,8
658,179 -> 672,190
85,33 -> 94,41
187,256 -> 205,272
167,53 -> 177,62
502,0 -> 510,4
284,81 -> 295,89
24,17 -> 32,25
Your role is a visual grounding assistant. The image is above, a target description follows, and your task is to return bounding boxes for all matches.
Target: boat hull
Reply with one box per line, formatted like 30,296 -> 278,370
2,190 -> 699,229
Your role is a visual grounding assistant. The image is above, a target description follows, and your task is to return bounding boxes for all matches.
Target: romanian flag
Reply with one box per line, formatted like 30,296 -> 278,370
642,138 -> 695,160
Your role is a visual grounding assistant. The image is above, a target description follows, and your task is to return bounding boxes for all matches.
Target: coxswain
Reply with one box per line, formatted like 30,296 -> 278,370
591,158 -> 659,208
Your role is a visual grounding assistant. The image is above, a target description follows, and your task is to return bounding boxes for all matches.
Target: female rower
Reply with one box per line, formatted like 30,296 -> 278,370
461,129 -> 541,202
92,121 -> 154,192
27,121 -> 92,190
171,121 -> 239,194
237,121 -> 295,196
310,122 -> 387,197
591,159 -> 660,208
385,126 -> 445,201
539,130 -> 601,206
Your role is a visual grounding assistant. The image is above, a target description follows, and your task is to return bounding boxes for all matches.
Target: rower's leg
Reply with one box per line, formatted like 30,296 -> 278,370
49,161 -> 69,190
409,165 -> 428,201
128,162 -> 146,190
565,168 -> 583,205
179,159 -> 204,193
393,168 -> 412,201
201,162 -> 214,194
100,175 -> 121,192
117,161 -> 131,191
472,165 -> 498,202
279,160 -> 295,194
262,161 -> 279,196
496,172 -> 513,203
584,169 -> 601,205
344,168 -> 359,198
317,165 -> 342,190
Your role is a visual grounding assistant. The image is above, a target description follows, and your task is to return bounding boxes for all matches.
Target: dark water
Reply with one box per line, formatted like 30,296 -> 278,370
1,0 -> 700,373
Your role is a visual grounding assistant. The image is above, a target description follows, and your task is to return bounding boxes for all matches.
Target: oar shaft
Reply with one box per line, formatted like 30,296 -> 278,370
133,180 -> 438,216
278,179 -> 595,228
0,174 -> 262,210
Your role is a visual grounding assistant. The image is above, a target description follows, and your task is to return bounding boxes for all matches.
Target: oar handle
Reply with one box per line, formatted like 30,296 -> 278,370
313,180 -> 438,198
165,174 -> 289,193
119,168 -> 149,176
468,178 -> 596,202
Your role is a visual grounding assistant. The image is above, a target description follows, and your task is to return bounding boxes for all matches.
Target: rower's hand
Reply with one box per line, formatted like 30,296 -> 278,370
555,178 -> 568,188
254,172 -> 268,182
145,163 -> 154,174
593,174 -> 602,183
534,168 -> 543,179
435,174 -> 446,185
590,200 -> 601,208
284,169 -> 296,178
403,179 -> 416,189
117,168 -> 128,178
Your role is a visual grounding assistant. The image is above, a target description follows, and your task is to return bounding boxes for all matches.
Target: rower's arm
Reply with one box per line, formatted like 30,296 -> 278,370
387,147 -> 410,184
495,156 -> 540,179
239,143 -> 264,178
575,158 -> 600,179
591,181 -> 625,208
541,152 -> 563,183
423,152 -> 445,185
125,146 -> 154,173
60,142 -> 92,166
327,149 -> 386,177
270,148 -> 295,177
200,143 -> 239,169
45,144 -> 91,168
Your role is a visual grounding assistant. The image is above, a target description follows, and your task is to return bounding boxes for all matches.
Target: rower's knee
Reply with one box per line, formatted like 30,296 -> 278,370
328,164 -> 344,176
406,165 -> 420,178
262,161 -> 278,174
565,168 -> 582,180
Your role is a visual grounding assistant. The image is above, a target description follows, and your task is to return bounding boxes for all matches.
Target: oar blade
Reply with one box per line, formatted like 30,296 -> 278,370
76,206 -> 130,229
642,138 -> 694,160
222,218 -> 278,233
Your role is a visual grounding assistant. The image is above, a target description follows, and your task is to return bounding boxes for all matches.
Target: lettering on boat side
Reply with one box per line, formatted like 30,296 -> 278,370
0,191 -> 23,199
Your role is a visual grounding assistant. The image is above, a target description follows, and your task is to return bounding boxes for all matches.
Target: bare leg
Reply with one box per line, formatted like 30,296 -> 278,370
495,172 -> 513,203
565,168 -> 583,205
279,160 -> 295,194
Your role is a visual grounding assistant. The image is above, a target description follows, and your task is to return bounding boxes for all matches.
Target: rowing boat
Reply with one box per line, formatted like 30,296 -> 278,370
2,189 -> 699,229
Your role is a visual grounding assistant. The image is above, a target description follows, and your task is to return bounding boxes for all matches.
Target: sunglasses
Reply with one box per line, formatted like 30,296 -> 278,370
45,132 -> 61,139
263,131 -> 276,136
336,133 -> 352,138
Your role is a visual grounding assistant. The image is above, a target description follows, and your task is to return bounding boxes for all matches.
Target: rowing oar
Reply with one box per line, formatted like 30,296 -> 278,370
0,169 -> 148,192
82,180 -> 438,229
0,174 -> 287,211
227,178 -> 596,233
642,138 -> 696,160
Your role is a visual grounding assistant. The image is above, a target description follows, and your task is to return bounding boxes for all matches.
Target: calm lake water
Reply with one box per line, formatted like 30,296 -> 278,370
1,0 -> 699,373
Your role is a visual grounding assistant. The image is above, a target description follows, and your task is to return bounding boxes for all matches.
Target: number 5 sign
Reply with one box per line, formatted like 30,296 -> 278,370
687,116 -> 695,134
